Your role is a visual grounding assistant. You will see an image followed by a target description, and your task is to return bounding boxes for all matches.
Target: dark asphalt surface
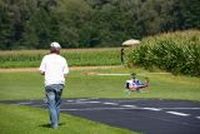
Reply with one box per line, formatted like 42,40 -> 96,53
1,98 -> 200,134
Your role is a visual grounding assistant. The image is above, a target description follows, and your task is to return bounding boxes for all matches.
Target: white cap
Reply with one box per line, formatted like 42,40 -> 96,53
50,42 -> 61,49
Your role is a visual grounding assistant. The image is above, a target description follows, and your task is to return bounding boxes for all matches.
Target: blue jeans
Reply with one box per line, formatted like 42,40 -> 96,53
45,84 -> 64,128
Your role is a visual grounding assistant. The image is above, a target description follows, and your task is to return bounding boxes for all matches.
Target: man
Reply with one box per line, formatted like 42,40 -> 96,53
120,48 -> 125,64
39,42 -> 69,129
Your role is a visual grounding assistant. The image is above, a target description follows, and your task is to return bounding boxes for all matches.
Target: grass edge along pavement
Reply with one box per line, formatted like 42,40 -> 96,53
0,103 -> 137,134
0,67 -> 199,134
0,66 -> 140,134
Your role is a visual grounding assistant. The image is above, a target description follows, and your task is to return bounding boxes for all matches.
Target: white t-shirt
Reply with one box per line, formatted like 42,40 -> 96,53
39,53 -> 69,86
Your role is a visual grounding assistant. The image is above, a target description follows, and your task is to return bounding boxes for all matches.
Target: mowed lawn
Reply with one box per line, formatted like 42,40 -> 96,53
0,104 -> 136,134
0,67 -> 200,134
0,67 -> 200,101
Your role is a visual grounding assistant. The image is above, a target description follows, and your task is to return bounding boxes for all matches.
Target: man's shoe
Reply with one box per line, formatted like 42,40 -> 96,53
52,123 -> 58,129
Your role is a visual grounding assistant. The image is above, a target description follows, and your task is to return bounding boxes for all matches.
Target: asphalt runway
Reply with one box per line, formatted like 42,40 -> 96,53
2,98 -> 200,134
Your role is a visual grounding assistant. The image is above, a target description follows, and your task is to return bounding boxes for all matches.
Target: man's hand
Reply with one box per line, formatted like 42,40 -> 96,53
40,71 -> 45,75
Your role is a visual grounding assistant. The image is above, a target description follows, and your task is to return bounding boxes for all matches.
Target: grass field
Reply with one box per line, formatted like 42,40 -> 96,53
0,48 -> 121,68
0,66 -> 200,134
0,104 -> 136,134
0,67 -> 140,134
0,67 -> 200,101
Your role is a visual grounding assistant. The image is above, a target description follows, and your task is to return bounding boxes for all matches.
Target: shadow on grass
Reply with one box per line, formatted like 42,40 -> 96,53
39,122 -> 66,128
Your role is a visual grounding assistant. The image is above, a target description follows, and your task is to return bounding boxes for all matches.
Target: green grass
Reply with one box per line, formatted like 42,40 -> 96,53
0,104 -> 136,134
0,67 -> 200,101
0,67 -> 200,134
70,67 -> 200,101
0,48 -> 121,68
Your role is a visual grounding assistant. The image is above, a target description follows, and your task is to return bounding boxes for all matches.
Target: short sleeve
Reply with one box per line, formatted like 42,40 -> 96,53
63,59 -> 69,75
39,57 -> 46,73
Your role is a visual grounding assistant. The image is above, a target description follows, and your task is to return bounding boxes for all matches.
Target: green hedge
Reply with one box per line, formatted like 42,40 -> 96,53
128,30 -> 200,76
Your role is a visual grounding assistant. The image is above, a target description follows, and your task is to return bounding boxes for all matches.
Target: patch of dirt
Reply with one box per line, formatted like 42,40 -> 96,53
0,66 -> 121,73
0,68 -> 37,72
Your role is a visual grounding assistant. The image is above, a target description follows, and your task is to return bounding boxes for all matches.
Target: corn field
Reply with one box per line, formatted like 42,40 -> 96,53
128,30 -> 200,76
0,48 -> 121,68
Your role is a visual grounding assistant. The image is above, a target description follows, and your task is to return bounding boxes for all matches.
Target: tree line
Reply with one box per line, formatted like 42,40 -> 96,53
0,0 -> 199,50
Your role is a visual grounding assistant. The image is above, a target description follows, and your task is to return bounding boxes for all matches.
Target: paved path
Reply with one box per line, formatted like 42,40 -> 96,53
2,99 -> 200,134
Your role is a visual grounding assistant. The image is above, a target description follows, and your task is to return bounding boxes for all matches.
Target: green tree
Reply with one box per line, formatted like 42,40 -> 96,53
0,0 -> 199,50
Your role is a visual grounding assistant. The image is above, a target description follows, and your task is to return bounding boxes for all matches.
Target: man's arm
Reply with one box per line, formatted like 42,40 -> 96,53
64,59 -> 69,77
39,57 -> 46,75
